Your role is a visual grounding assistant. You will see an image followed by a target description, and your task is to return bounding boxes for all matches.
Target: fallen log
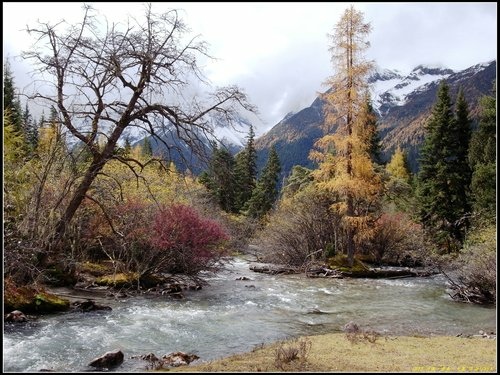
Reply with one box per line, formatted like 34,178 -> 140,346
306,267 -> 344,278
249,265 -> 299,275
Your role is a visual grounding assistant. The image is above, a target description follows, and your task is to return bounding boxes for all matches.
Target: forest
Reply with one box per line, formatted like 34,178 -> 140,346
3,4 -> 496,319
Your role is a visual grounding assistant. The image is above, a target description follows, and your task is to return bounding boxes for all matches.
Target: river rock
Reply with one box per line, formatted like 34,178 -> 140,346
236,276 -> 251,281
343,321 -> 360,333
161,352 -> 199,367
73,300 -> 112,312
131,352 -> 159,362
5,310 -> 28,323
88,349 -> 124,368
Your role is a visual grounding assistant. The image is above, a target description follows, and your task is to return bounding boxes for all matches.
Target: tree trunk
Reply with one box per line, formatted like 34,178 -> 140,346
346,223 -> 355,267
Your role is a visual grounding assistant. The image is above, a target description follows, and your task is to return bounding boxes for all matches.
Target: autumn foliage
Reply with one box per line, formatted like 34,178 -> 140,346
80,199 -> 229,278
151,204 -> 229,275
365,212 -> 429,265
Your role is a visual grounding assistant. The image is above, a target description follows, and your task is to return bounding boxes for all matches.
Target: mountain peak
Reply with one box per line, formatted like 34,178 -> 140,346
410,64 -> 454,76
370,63 -> 456,116
254,59 -> 495,180
368,67 -> 403,83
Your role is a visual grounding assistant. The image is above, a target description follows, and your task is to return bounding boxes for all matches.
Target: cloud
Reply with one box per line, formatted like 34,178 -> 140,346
3,2 -> 496,134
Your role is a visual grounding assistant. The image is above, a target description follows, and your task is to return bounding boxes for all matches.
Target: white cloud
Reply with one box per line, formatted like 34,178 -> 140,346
3,2 -> 497,133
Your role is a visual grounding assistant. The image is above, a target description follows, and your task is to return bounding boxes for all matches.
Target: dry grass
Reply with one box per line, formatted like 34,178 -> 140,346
274,337 -> 312,371
166,333 -> 497,372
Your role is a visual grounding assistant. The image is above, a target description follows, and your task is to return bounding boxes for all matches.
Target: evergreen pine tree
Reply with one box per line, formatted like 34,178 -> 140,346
468,83 -> 496,222
450,88 -> 472,226
3,61 -> 23,133
123,137 -> 132,156
282,165 -> 314,199
142,137 -> 153,157
22,102 -> 39,152
234,125 -> 257,211
362,99 -> 383,165
246,146 -> 281,218
199,145 -> 237,213
417,81 -> 472,251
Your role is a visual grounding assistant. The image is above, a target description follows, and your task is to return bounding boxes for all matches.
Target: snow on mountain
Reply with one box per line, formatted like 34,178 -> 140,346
114,109 -> 257,149
449,60 -> 496,83
212,118 -> 250,148
370,64 -> 454,116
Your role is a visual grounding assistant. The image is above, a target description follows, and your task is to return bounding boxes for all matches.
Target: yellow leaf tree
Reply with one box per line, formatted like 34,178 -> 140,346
386,146 -> 411,183
311,6 -> 383,266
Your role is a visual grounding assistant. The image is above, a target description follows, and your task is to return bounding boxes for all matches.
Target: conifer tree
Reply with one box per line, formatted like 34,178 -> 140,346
234,125 -> 257,211
451,88 -> 472,225
246,145 -> 281,218
199,145 -> 237,213
142,137 -> 153,157
468,83 -> 496,222
417,81 -> 472,251
4,109 -> 27,196
362,99 -> 383,165
123,137 -> 132,156
310,6 -> 382,266
385,145 -> 415,213
22,102 -> 39,152
3,61 -> 23,133
282,165 -> 314,199
386,146 -> 411,182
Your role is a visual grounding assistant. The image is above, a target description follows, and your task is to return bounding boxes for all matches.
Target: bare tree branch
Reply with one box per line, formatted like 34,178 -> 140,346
22,4 -> 256,245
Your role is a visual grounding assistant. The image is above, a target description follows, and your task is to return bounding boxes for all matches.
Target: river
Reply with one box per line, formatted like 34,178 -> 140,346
3,256 -> 496,372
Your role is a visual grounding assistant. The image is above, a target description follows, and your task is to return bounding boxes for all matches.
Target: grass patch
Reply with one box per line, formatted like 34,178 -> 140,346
168,333 -> 496,372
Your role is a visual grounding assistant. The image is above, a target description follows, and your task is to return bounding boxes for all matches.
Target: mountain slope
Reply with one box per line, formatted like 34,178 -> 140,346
255,60 -> 496,176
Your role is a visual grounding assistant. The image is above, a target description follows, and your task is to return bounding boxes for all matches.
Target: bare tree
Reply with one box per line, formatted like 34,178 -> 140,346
23,4 -> 255,248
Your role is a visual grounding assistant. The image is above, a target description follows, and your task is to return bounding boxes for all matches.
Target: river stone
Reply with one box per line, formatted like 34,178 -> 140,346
5,310 -> 28,323
162,352 -> 199,367
343,321 -> 360,333
131,352 -> 159,362
88,349 -> 124,368
73,299 -> 112,312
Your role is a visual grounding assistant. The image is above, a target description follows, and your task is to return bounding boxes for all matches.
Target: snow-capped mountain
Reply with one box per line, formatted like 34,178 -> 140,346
114,60 -> 495,178
255,60 -> 496,178
118,113 -> 254,149
369,64 -> 454,116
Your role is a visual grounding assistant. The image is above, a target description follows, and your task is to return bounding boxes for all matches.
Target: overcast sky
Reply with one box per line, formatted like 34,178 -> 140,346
3,2 -> 497,133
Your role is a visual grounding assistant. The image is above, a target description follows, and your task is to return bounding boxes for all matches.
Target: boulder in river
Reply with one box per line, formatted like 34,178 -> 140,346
5,310 -> 28,323
72,299 -> 112,312
88,349 -> 124,368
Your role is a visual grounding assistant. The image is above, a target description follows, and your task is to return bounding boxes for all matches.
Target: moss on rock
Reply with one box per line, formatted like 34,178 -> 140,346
32,292 -> 70,312
4,278 -> 70,314
96,272 -> 139,288
77,261 -> 113,277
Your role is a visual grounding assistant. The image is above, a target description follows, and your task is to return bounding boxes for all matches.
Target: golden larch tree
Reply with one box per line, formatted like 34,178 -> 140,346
311,6 -> 383,266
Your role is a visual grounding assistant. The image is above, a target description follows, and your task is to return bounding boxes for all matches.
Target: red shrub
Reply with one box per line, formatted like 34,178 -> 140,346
150,204 -> 229,274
